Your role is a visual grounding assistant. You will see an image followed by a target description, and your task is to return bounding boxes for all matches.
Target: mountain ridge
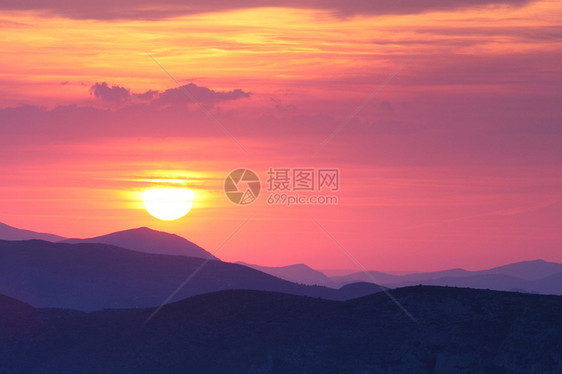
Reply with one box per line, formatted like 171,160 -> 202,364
61,226 -> 218,260
2,222 -> 561,296
329,258 -> 562,295
1,286 -> 560,373
236,261 -> 332,285
0,221 -> 66,242
0,239 -> 383,311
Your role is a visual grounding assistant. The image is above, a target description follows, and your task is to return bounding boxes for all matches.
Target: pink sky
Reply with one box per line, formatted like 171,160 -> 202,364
0,0 -> 561,271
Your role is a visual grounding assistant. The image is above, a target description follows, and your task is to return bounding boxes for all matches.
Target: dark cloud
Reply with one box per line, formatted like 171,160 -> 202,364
0,103 -> 213,144
415,25 -> 562,42
89,82 -> 130,104
151,83 -> 250,107
0,82 -> 252,145
88,82 -> 250,106
134,89 -> 159,101
0,0 -> 534,20
380,101 -> 394,113
1,88 -> 561,167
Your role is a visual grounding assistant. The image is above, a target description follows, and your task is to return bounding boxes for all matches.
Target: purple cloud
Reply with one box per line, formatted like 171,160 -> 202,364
152,83 -> 251,107
89,82 -> 130,104
88,82 -> 250,106
134,89 -> 159,101
0,0 -> 534,20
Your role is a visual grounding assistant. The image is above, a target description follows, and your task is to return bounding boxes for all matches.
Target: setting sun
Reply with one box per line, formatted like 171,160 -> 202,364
142,188 -> 194,221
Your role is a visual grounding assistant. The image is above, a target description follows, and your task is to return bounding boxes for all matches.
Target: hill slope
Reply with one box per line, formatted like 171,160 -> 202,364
0,221 -> 65,242
481,259 -> 562,280
237,261 -> 332,285
0,239 -> 382,311
332,259 -> 562,295
0,286 -> 560,373
61,226 -> 218,260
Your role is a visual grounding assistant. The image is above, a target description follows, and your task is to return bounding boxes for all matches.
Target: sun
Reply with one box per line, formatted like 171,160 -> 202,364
142,188 -> 194,221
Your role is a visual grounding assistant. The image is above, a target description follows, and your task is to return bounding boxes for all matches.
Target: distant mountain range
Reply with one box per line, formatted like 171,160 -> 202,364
331,259 -> 562,284
0,222 -> 217,260
61,226 -> 218,260
236,261 -> 332,285
1,222 -> 561,372
1,221 -> 561,296
237,258 -> 562,296
0,239 -> 382,311
329,259 -> 562,295
1,286 -> 560,373
0,221 -> 66,242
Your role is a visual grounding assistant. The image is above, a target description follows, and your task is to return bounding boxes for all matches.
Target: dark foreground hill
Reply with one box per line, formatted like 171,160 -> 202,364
0,239 -> 382,310
0,286 -> 560,373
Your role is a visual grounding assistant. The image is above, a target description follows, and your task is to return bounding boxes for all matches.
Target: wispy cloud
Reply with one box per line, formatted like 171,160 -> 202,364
0,0 -> 534,20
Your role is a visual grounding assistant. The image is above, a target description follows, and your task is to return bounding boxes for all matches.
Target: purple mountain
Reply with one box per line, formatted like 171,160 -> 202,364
236,262 -> 332,286
61,227 -> 218,260
331,259 -> 562,295
0,221 -> 66,242
0,239 -> 383,311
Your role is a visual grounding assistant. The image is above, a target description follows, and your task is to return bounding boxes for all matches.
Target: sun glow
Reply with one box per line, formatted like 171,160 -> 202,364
142,188 -> 194,221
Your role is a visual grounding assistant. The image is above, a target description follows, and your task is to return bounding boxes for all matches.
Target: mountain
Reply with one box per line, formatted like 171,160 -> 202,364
330,268 -> 472,287
532,271 -> 562,295
388,273 -> 536,292
0,239 -> 382,311
0,293 -> 34,315
390,272 -> 562,296
321,268 -> 358,277
331,259 -> 562,295
61,226 -> 218,260
0,221 -> 65,242
0,286 -> 560,373
481,259 -> 562,280
236,261 -> 333,286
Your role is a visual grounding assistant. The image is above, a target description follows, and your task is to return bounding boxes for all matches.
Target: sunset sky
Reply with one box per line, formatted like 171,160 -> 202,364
1,0 -> 561,271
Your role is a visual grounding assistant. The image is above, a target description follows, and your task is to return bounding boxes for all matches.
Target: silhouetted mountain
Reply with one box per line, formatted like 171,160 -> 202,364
330,268 -> 472,287
321,268 -> 358,277
0,221 -> 65,242
236,261 -> 332,285
0,293 -> 34,315
1,286 -> 560,373
384,272 -> 562,296
61,226 -> 218,260
331,259 -> 562,295
532,271 -> 562,295
481,259 -> 562,280
388,273 -> 537,292
0,239 -> 382,311
335,281 -> 387,299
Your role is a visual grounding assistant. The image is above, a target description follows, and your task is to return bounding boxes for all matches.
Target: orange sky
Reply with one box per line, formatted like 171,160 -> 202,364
1,1 -> 561,271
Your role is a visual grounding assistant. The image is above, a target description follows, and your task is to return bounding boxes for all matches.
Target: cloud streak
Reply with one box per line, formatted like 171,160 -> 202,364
0,0 -> 534,20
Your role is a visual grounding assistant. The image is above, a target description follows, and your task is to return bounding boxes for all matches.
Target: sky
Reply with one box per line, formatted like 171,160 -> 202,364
0,0 -> 561,272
